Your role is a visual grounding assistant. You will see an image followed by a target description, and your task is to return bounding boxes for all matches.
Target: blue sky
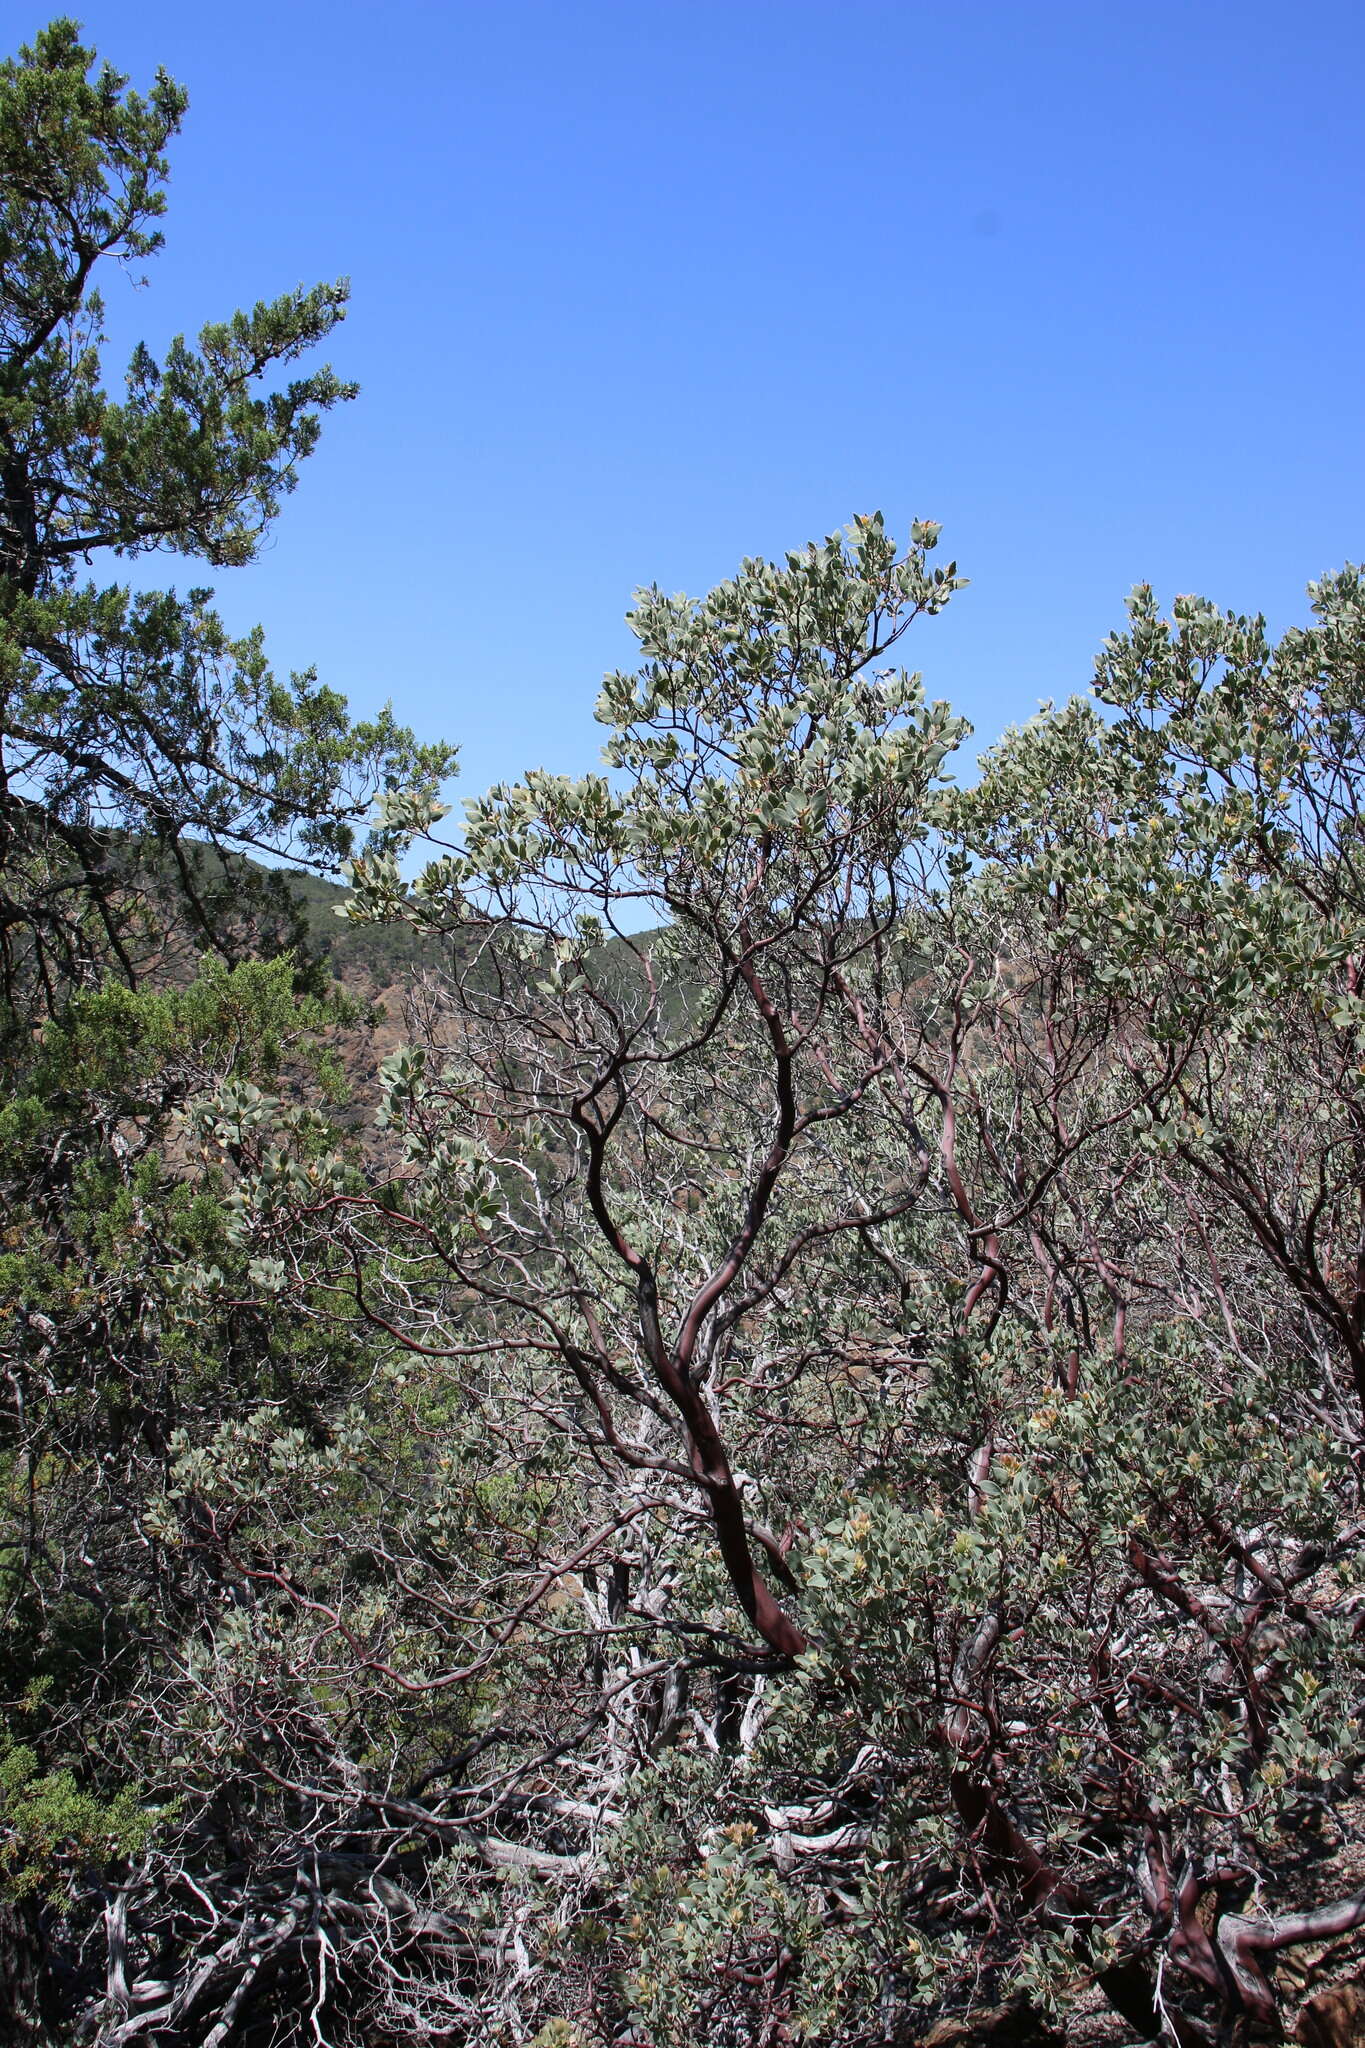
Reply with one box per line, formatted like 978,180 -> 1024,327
52,0 -> 1365,800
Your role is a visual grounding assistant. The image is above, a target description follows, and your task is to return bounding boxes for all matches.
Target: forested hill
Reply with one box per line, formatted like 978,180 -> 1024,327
279,866 -> 457,988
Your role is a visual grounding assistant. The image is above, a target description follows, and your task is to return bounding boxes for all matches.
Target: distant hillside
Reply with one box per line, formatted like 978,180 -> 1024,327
278,866 -> 666,1007
280,867 -> 463,989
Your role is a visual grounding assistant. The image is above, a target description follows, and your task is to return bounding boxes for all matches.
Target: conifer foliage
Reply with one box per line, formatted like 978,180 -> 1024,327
0,18 -> 447,1020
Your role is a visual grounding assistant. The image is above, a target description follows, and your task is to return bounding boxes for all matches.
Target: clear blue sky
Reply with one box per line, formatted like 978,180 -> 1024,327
54,0 -> 1365,798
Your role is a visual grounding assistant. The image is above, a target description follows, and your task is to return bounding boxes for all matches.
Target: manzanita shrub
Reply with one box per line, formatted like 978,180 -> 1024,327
140,515 -> 1355,2046
4,484 -> 1365,2042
